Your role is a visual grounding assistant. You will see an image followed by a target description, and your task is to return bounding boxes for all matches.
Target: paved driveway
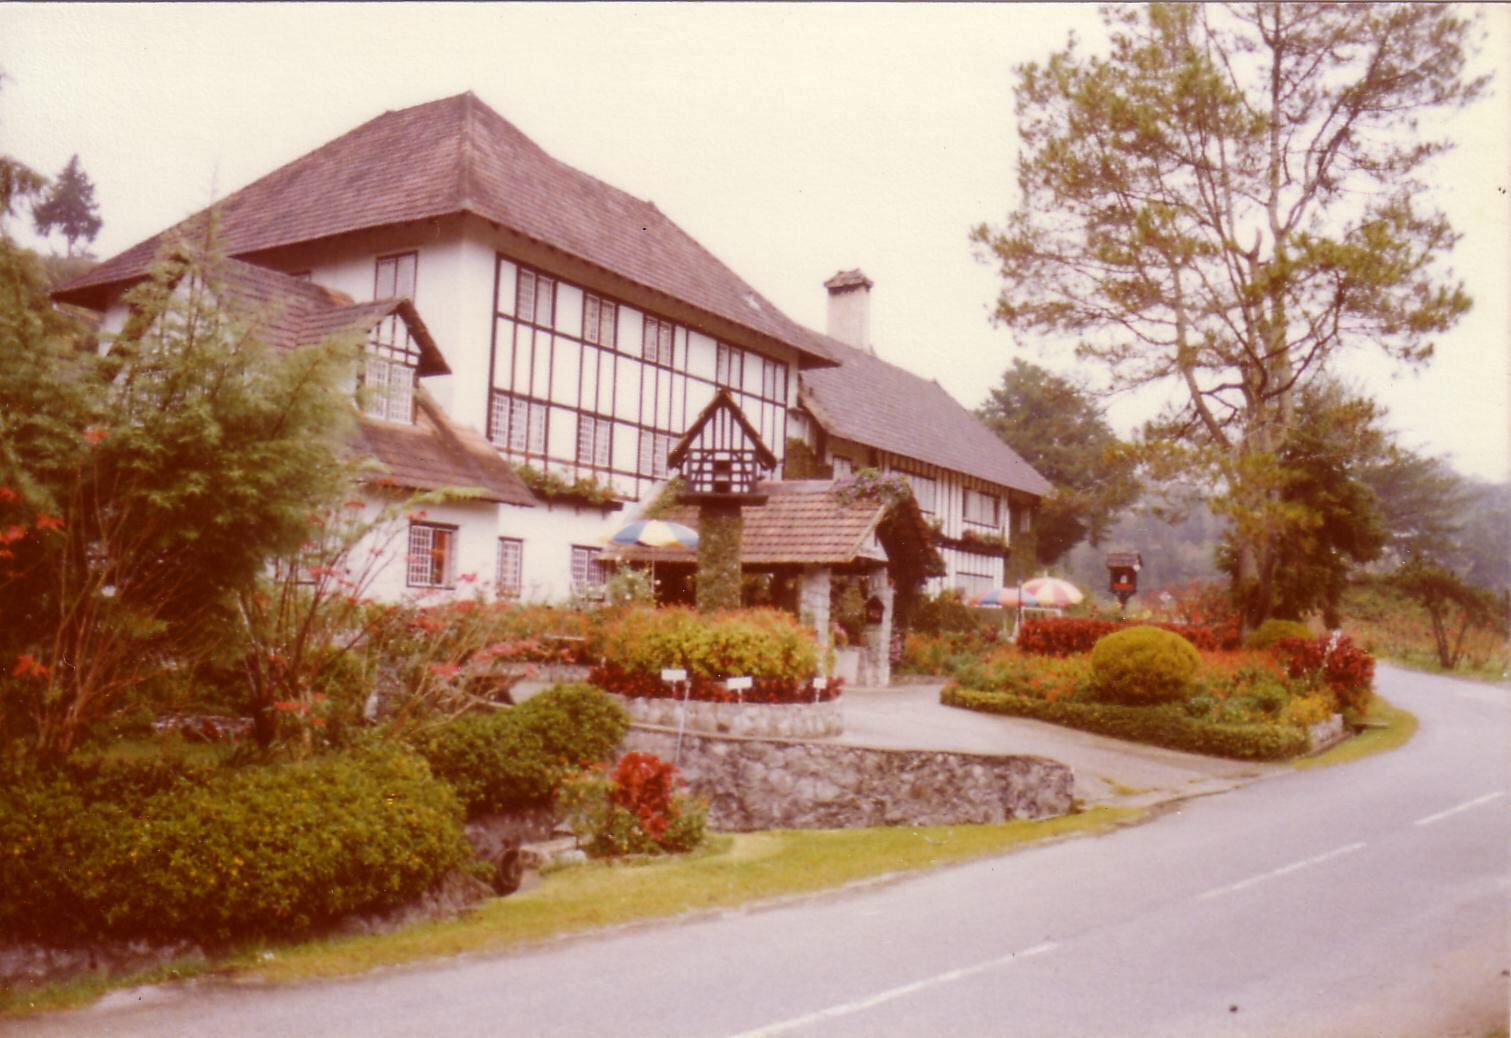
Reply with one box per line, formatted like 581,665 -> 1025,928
827,682 -> 1282,806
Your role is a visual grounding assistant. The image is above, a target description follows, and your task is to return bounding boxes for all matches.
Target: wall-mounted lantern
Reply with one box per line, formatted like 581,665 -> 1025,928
1105,550 -> 1142,608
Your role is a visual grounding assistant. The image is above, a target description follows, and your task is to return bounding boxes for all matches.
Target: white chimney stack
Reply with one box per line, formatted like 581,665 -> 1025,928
824,269 -> 874,354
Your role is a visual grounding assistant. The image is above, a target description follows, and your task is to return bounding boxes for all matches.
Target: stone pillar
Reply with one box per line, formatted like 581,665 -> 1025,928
859,566 -> 893,687
799,565 -> 832,658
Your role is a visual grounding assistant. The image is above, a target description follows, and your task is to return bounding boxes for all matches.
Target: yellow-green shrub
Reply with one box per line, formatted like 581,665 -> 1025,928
597,606 -> 818,680
0,743 -> 469,947
1246,618 -> 1313,651
1090,625 -> 1202,705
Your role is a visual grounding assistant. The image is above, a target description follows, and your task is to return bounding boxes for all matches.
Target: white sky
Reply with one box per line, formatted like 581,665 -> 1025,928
2,2 -> 1507,482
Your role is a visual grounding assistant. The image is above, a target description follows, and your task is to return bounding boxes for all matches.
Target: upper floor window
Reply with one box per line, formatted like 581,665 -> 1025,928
490,391 -> 546,453
638,430 -> 673,479
518,268 -> 556,327
496,537 -> 523,598
374,252 -> 417,301
964,488 -> 1000,527
361,353 -> 415,424
715,343 -> 741,387
905,472 -> 937,515
643,315 -> 674,366
577,415 -> 612,468
406,521 -> 456,589
762,358 -> 786,402
584,293 -> 617,348
955,568 -> 997,601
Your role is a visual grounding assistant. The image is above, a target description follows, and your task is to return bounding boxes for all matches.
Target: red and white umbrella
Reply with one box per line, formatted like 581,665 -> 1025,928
971,587 -> 1037,608
1020,576 -> 1084,608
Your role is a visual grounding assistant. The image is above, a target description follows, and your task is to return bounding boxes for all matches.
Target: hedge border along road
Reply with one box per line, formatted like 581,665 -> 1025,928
940,686 -> 1309,761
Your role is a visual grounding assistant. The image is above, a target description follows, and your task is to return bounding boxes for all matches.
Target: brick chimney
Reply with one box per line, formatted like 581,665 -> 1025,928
824,269 -> 874,354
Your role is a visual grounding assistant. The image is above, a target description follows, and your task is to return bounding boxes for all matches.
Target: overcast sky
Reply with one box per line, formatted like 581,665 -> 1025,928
3,3 -> 1507,482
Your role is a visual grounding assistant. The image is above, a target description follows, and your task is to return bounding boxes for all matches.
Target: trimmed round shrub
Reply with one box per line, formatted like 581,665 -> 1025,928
1246,618 -> 1312,651
0,743 -> 470,947
1090,625 -> 1202,705
413,683 -> 628,816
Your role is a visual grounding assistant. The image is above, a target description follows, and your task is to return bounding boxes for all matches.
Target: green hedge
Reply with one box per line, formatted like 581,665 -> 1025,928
0,743 -> 470,947
412,683 -> 628,816
941,686 -> 1309,761
1246,619 -> 1313,651
596,607 -> 819,681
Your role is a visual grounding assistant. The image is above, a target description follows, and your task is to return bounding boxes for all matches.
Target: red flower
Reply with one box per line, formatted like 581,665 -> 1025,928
12,654 -> 49,679
83,426 -> 108,445
33,515 -> 64,532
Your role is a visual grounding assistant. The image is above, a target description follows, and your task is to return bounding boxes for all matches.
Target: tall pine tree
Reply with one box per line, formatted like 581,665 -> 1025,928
32,153 -> 102,256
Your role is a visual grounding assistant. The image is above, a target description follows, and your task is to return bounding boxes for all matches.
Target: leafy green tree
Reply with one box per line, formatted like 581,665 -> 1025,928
0,232 -> 359,760
976,359 -> 1137,565
32,154 -> 102,256
1359,446 -> 1468,568
1222,390 -> 1386,627
1389,562 -> 1507,670
973,4 -> 1485,630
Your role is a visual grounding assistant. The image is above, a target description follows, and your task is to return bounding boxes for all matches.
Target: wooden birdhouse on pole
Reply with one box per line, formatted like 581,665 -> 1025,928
668,388 -> 778,611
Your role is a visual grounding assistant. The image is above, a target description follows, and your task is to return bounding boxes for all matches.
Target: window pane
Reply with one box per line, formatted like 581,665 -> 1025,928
497,538 -> 522,597
518,270 -> 536,324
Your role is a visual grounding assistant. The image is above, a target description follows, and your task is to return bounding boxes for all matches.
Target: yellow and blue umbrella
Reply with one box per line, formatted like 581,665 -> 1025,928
609,519 -> 699,549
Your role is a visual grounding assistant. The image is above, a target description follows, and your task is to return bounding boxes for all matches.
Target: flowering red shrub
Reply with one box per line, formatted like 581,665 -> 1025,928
589,663 -> 840,703
1018,618 -> 1229,657
1276,634 -> 1375,714
1153,581 -> 1243,649
609,752 -> 680,840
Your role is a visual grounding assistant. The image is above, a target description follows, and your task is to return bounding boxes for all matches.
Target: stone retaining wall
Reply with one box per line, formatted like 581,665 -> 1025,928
610,694 -> 843,739
622,726 -> 1073,831
1306,713 -> 1347,754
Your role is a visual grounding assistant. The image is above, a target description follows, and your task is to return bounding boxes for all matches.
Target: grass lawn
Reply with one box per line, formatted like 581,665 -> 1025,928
2,805 -> 1143,1016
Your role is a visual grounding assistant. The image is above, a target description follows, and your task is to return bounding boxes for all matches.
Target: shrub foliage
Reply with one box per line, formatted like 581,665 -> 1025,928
1090,626 -> 1202,705
411,683 -> 628,816
0,743 -> 469,946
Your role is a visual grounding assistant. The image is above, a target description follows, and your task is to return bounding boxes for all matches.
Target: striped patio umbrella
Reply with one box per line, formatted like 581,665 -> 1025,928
1020,576 -> 1084,607
971,587 -> 1038,608
608,519 -> 699,549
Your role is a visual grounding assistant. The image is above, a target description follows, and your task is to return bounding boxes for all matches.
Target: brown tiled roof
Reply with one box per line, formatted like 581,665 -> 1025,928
612,480 -> 892,566
211,258 -> 449,375
798,334 -> 1053,497
56,93 -> 835,368
354,390 -> 535,507
211,259 -> 532,507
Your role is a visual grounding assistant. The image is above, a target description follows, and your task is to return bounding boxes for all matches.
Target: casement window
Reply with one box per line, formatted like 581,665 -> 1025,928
643,315 -> 674,366
715,343 -> 741,387
576,415 -> 612,467
584,293 -> 617,348
517,268 -> 556,327
906,472 -> 938,515
406,522 -> 457,589
374,252 -> 417,301
762,358 -> 786,402
964,488 -> 1000,527
571,545 -> 607,589
361,353 -> 416,424
490,392 -> 547,453
638,430 -> 673,478
831,455 -> 854,479
496,537 -> 523,598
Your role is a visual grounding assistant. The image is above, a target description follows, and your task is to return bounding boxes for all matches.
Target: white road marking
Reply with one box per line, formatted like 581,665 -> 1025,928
1195,842 -> 1368,902
1413,791 -> 1506,827
727,942 -> 1059,1037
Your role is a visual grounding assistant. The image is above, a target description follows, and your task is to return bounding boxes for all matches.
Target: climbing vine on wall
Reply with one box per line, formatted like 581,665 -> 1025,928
696,504 -> 743,612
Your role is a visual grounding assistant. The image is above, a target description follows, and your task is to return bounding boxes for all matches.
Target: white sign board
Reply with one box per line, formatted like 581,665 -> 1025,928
725,676 -> 753,692
811,677 -> 827,690
660,669 -> 688,683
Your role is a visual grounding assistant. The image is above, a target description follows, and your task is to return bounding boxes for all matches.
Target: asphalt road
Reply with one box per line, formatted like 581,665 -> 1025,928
10,665 -> 1507,1038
